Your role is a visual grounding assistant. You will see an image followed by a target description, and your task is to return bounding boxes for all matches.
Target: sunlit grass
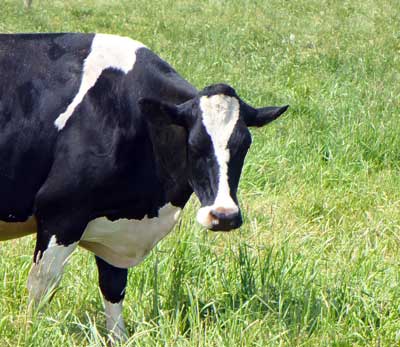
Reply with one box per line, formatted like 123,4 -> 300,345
0,0 -> 399,346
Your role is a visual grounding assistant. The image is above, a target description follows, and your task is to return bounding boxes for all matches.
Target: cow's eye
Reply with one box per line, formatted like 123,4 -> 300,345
230,134 -> 251,158
191,146 -> 209,158
189,138 -> 212,157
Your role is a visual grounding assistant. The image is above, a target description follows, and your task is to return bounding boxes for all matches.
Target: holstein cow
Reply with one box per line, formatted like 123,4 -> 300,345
0,33 -> 288,339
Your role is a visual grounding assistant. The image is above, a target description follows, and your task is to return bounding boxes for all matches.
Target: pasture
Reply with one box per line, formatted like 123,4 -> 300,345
0,0 -> 399,346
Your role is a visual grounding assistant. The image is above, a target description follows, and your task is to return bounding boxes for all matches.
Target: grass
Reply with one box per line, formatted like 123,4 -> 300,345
1,0 -> 400,345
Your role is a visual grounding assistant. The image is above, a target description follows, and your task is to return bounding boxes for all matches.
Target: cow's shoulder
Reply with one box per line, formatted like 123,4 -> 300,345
83,34 -> 147,73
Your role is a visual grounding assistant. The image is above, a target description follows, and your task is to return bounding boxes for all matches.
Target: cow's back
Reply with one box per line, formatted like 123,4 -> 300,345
0,33 -> 93,220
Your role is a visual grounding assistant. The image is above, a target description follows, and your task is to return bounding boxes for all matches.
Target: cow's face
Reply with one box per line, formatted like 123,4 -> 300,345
139,84 -> 288,231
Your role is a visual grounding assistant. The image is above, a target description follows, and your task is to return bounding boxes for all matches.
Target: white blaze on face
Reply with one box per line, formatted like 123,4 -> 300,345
196,94 -> 240,228
54,34 -> 145,130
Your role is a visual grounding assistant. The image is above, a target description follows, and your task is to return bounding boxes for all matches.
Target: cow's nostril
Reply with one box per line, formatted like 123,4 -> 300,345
210,207 -> 237,219
209,208 -> 242,231
210,210 -> 228,220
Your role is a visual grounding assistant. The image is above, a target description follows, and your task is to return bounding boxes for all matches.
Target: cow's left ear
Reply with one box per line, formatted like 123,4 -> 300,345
243,104 -> 289,127
138,98 -> 187,127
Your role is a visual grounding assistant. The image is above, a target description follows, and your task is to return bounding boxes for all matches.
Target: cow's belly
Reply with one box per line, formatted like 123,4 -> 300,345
79,204 -> 181,268
0,217 -> 37,241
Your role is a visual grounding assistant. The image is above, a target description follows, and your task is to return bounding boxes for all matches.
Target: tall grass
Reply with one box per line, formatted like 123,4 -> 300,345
0,0 -> 399,346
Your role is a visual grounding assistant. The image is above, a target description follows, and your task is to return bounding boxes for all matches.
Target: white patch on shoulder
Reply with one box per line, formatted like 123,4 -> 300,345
54,34 -> 145,130
79,203 -> 181,268
197,94 -> 239,227
104,299 -> 127,341
27,236 -> 78,304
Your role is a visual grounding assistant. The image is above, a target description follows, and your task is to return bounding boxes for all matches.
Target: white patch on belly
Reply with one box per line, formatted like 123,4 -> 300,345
0,216 -> 37,241
79,203 -> 181,268
197,94 -> 240,227
54,34 -> 145,130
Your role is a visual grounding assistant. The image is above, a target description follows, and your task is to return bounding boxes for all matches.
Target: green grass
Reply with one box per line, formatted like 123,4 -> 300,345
1,0 -> 400,346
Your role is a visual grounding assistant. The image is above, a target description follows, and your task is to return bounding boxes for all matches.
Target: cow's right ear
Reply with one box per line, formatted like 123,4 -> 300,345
242,104 -> 289,127
138,98 -> 187,127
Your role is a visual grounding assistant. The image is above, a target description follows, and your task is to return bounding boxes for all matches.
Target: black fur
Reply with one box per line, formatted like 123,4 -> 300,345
96,256 -> 127,303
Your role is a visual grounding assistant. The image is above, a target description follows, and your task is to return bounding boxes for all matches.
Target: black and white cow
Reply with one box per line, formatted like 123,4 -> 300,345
0,33 -> 288,339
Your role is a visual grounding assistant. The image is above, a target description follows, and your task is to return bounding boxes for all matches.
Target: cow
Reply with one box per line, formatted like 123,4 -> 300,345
0,33 -> 289,340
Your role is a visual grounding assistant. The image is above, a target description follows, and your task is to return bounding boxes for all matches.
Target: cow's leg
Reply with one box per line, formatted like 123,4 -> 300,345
95,256 -> 128,340
27,214 -> 87,306
26,134 -> 94,305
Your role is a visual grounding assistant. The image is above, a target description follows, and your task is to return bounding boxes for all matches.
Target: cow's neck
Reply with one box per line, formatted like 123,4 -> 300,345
147,123 -> 193,209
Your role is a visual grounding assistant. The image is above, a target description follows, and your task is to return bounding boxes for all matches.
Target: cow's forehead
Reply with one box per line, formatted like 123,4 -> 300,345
198,94 -> 240,147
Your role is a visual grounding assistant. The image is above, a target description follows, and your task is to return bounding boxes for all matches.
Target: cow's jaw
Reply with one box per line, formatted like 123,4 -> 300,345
196,94 -> 242,231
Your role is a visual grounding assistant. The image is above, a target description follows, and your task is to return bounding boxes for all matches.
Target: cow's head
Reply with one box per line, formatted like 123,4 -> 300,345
139,84 -> 288,231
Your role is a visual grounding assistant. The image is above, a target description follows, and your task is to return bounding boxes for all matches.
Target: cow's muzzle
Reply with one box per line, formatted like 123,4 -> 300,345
209,208 -> 242,231
197,206 -> 242,231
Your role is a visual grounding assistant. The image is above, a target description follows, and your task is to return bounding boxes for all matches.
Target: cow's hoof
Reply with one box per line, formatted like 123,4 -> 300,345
107,328 -> 128,346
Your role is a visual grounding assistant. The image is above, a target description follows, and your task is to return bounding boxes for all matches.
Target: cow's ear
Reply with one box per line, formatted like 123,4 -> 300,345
138,98 -> 187,127
243,104 -> 289,127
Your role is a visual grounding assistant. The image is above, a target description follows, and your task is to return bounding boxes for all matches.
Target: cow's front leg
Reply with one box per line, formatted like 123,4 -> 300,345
27,215 -> 85,306
95,256 -> 128,341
